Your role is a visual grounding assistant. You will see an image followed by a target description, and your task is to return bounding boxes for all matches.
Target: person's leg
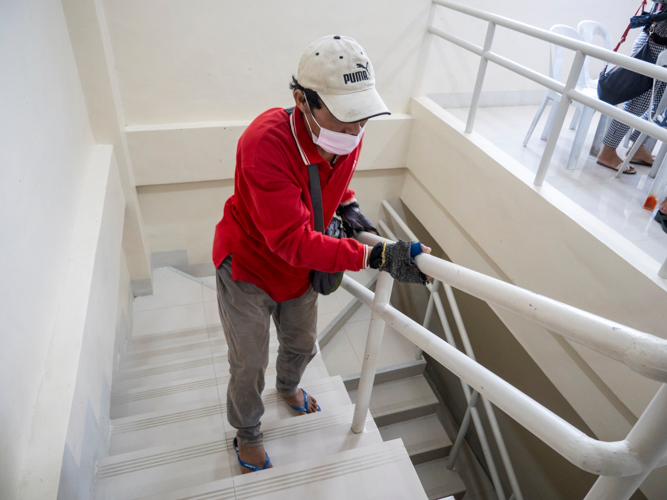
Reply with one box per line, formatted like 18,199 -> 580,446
598,92 -> 651,172
272,286 -> 320,414
628,42 -> 667,164
216,255 -> 275,471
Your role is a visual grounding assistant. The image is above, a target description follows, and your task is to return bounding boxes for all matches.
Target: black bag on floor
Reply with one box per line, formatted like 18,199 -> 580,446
598,35 -> 656,105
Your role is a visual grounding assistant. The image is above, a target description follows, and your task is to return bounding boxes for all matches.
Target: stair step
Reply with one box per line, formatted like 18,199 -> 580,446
112,345 -> 295,392
415,458 -> 467,500
119,338 -> 224,369
118,339 -> 278,371
378,414 -> 452,465
109,376 -> 350,454
138,439 -> 426,500
349,375 -> 438,427
110,356 -> 329,419
97,404 -> 380,499
124,332 -> 223,356
125,326 -> 211,352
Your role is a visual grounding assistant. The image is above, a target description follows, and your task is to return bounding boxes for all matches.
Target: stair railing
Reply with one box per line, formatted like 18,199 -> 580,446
430,0 -> 667,186
346,229 -> 667,500
377,201 -> 522,500
429,0 -> 667,279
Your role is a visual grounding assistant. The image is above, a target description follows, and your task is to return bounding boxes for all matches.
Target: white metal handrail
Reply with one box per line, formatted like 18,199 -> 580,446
379,202 -> 522,500
378,209 -> 522,500
348,229 -> 667,500
430,0 -> 667,187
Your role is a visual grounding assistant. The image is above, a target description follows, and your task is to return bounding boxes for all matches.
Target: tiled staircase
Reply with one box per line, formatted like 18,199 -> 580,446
95,267 -> 467,499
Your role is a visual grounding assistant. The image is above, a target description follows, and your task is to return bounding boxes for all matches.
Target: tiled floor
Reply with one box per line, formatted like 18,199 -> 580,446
319,268 -> 422,378
445,104 -> 667,264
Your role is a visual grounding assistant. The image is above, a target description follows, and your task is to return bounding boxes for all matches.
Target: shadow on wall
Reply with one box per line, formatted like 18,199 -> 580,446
57,375 -> 111,500
381,201 -> 648,500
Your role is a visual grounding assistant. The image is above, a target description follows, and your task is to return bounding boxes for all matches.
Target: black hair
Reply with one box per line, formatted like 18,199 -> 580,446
289,76 -> 322,110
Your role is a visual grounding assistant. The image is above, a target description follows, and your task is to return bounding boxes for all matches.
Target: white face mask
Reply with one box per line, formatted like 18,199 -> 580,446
304,100 -> 365,156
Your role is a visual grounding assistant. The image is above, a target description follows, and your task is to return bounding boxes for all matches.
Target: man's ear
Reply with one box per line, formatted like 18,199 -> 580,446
293,89 -> 307,114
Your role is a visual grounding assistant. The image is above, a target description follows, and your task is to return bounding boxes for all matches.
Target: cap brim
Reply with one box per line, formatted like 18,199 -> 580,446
318,87 -> 390,123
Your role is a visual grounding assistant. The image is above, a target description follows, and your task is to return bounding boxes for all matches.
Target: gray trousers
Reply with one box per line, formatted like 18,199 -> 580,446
215,255 -> 319,447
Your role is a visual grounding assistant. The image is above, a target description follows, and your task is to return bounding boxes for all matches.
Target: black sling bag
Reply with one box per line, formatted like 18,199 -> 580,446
284,107 -> 346,295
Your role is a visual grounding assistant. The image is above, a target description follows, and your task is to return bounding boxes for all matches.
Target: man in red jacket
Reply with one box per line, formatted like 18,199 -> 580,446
213,35 -> 429,472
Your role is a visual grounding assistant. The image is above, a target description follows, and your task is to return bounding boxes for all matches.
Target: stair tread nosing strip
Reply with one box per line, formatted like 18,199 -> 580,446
234,446 -> 407,499
121,339 -> 228,361
101,408 -> 370,477
111,404 -> 223,434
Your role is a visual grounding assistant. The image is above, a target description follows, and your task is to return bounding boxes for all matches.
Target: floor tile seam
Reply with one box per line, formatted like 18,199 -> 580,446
126,328 -> 209,344
132,299 -> 208,315
342,328 -> 365,367
626,232 -> 667,243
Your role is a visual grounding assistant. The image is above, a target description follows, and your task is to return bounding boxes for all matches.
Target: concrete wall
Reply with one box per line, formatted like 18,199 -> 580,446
402,97 -> 667,498
428,0 -> 634,98
100,0 -> 635,124
61,0 -> 153,285
18,147 -> 126,500
133,112 -> 413,266
137,168 -> 408,267
0,1 -> 95,496
0,2 -> 130,498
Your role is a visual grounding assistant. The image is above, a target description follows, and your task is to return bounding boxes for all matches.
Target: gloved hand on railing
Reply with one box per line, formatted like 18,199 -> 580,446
337,201 -> 380,236
368,240 -> 430,285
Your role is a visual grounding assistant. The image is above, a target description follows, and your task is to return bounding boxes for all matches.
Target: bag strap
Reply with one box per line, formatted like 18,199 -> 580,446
614,0 -> 648,52
307,164 -> 325,234
288,105 -> 325,234
603,0 -> 648,72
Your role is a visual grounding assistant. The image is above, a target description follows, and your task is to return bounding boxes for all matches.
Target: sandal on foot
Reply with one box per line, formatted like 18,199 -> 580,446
627,158 -> 653,167
288,388 -> 321,414
233,437 -> 271,472
596,160 -> 636,175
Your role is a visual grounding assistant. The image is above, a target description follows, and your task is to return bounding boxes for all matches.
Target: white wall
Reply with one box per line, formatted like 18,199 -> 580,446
100,0 -> 635,126
126,114 -> 413,186
0,1 -> 95,497
429,0 -> 635,95
137,169 -> 408,266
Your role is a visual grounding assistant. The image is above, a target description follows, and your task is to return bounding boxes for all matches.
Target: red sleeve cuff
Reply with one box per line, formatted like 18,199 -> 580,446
358,244 -> 369,270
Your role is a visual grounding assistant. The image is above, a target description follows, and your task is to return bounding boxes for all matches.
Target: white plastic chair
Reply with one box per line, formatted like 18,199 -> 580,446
575,21 -> 615,158
579,21 -> 612,89
615,50 -> 667,180
522,26 -> 588,150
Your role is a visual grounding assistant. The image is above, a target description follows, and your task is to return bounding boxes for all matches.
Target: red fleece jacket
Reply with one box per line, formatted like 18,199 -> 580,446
212,106 -> 368,302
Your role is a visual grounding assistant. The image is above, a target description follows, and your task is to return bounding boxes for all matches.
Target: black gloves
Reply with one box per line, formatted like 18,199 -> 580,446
369,240 -> 428,285
337,201 -> 380,236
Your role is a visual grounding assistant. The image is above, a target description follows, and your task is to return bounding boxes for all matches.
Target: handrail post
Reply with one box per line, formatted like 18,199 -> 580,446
381,203 -> 521,499
419,279 -> 439,360
584,384 -> 667,500
447,390 -> 479,469
351,271 -> 395,433
466,22 -> 496,133
534,50 -> 586,186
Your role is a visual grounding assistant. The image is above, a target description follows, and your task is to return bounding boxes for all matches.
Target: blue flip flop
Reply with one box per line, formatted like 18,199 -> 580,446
233,437 -> 271,472
289,388 -> 321,414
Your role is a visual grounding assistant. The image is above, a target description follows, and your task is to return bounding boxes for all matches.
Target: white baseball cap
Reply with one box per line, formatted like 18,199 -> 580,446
297,35 -> 390,123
